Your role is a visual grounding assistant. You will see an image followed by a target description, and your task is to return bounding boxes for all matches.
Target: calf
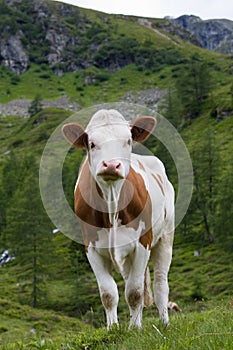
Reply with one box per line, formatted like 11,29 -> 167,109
62,109 -> 174,328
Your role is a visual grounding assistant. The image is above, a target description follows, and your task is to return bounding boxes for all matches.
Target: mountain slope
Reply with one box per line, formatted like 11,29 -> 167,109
0,0 -> 181,75
170,15 -> 233,54
1,0 -> 233,79
0,0 -> 232,109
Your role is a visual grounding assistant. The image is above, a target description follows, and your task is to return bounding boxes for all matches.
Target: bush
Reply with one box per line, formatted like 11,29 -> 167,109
11,75 -> 20,85
95,72 -> 110,83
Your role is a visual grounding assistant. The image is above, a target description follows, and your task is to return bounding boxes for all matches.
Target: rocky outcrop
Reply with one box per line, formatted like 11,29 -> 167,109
0,0 -> 89,75
0,96 -> 79,117
46,16 -> 72,66
0,33 -> 29,74
171,15 -> 233,54
124,88 -> 166,111
45,14 -> 87,74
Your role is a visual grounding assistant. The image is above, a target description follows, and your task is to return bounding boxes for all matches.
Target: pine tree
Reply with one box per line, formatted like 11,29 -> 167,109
28,95 -> 43,117
161,87 -> 183,128
175,55 -> 212,119
0,152 -> 21,243
1,152 -> 20,200
0,187 -> 6,237
190,130 -> 218,243
215,165 -> 233,252
4,156 -> 53,307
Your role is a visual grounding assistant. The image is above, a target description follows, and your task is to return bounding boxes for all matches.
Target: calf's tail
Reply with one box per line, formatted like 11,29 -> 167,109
144,266 -> 153,307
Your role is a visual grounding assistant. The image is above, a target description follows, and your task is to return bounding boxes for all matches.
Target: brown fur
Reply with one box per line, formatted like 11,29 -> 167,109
168,301 -> 182,312
144,266 -> 154,307
74,162 -> 152,250
151,173 -> 165,196
138,160 -> 146,172
102,292 -> 114,309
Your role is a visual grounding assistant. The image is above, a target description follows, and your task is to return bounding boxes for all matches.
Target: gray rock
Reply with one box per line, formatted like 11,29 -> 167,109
171,15 -> 233,54
0,34 -> 29,74
0,96 -> 80,117
123,88 -> 167,111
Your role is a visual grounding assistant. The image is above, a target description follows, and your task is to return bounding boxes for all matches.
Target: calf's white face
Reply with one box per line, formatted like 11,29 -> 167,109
62,109 -> 156,186
87,123 -> 132,184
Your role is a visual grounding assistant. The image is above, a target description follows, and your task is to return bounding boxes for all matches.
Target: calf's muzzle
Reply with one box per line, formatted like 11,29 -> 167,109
98,160 -> 124,181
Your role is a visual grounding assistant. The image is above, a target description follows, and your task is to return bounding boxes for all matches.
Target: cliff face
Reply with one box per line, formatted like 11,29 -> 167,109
0,0 -> 92,74
0,33 -> 29,74
171,15 -> 233,54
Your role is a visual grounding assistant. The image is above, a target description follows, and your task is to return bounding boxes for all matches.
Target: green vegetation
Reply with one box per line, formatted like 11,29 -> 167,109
28,95 -> 43,117
0,298 -> 232,349
0,0 -> 233,348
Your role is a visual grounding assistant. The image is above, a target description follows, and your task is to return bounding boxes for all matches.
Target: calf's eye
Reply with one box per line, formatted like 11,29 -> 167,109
89,142 -> 95,150
127,139 -> 131,145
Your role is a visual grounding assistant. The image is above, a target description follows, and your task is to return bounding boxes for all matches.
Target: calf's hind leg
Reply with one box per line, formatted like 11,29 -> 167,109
151,233 -> 174,325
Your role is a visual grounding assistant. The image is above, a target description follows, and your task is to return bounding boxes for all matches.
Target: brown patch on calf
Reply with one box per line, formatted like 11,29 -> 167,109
118,167 -> 152,249
74,159 -> 111,250
144,266 -> 153,307
151,173 -> 165,196
102,292 -> 114,309
128,290 -> 142,309
138,160 -> 146,172
74,163 -> 152,250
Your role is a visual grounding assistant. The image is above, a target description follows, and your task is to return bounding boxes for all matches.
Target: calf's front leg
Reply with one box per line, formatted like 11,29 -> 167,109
87,246 -> 119,328
125,243 -> 150,328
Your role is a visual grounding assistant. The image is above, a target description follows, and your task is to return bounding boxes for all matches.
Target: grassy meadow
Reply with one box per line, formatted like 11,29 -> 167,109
0,297 -> 232,349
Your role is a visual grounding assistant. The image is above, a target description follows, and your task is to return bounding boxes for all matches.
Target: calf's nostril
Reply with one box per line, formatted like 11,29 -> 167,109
102,160 -> 121,170
99,160 -> 123,180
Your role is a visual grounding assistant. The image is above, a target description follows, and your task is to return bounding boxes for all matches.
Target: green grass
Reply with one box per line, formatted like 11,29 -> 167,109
0,63 -> 165,105
169,240 -> 233,300
0,297 -> 89,342
0,298 -> 232,349
0,108 -> 72,165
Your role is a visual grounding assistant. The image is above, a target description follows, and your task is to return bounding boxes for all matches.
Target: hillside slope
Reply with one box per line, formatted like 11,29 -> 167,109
1,0 -> 233,78
0,0 -> 184,75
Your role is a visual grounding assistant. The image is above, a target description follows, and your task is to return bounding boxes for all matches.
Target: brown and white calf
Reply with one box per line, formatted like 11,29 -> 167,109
62,109 -> 174,328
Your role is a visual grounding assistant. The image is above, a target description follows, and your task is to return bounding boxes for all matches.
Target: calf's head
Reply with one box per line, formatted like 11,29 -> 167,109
62,109 -> 156,184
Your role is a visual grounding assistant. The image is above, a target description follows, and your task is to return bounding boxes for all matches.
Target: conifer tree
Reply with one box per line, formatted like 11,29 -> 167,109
28,95 -> 43,117
161,87 -> 183,128
176,55 -> 212,119
4,156 -> 53,307
0,187 -> 6,237
0,152 -> 21,242
216,165 -> 233,252
1,152 -> 20,200
190,130 -> 218,243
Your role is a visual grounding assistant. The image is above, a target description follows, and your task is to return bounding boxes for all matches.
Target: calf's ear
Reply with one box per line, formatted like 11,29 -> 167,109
62,123 -> 88,148
131,116 -> 156,143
